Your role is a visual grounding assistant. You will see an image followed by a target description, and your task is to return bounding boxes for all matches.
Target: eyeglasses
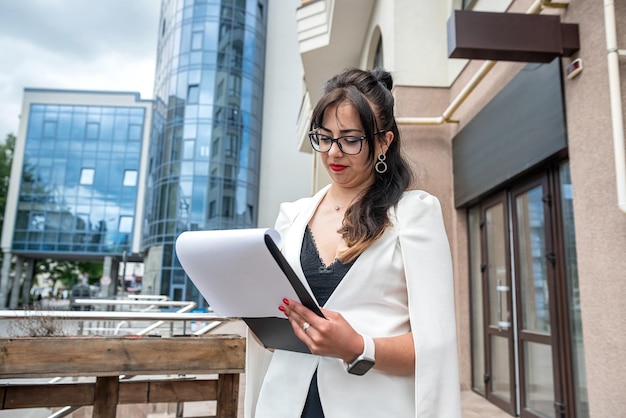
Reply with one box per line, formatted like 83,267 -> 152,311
308,130 -> 386,155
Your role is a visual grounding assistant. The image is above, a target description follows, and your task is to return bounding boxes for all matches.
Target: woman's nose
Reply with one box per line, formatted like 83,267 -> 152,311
327,140 -> 344,157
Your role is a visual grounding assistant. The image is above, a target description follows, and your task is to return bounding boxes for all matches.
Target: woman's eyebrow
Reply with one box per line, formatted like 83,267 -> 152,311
318,125 -> 364,135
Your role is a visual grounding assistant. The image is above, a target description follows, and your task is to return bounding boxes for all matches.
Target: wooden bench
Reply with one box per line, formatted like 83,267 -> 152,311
0,335 -> 245,418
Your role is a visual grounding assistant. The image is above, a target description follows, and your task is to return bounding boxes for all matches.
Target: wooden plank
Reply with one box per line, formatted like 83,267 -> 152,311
216,373 -> 240,418
93,376 -> 118,418
117,381 -> 149,404
0,336 -> 245,378
148,379 -> 218,403
3,383 -> 95,408
0,379 -> 223,410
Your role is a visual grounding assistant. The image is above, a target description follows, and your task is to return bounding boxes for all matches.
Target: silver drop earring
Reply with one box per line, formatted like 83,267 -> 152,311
375,151 -> 388,174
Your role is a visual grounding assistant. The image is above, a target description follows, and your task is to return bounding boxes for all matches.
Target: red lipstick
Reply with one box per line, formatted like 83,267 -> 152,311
329,164 -> 347,172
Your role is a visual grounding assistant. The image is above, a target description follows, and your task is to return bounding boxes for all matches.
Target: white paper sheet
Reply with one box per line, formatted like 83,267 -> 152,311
175,228 -> 302,318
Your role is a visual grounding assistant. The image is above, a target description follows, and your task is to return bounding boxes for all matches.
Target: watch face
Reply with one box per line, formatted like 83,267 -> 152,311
347,358 -> 375,376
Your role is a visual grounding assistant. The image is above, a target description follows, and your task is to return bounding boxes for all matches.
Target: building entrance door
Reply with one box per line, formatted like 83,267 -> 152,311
482,193 -> 516,414
511,177 -> 561,418
480,173 -> 565,417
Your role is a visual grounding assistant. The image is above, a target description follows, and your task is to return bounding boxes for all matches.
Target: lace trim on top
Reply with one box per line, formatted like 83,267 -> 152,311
300,225 -> 355,306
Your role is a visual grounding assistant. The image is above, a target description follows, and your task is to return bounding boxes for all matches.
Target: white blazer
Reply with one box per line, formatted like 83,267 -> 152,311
245,186 -> 461,418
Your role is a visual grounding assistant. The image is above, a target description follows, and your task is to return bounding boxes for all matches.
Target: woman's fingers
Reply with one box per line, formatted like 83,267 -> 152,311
278,300 -> 360,360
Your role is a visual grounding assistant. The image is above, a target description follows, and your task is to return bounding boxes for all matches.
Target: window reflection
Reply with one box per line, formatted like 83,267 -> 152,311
14,103 -> 145,254
146,0 -> 266,302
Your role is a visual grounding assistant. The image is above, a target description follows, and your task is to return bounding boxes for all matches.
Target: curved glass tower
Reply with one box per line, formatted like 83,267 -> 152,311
144,0 -> 267,303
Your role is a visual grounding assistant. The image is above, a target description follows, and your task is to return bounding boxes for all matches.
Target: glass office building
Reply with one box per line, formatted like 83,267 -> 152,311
12,92 -> 149,257
0,89 -> 152,308
143,0 -> 268,303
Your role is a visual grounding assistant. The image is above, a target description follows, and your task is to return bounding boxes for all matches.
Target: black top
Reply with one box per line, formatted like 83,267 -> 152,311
301,226 -> 354,306
300,226 -> 356,418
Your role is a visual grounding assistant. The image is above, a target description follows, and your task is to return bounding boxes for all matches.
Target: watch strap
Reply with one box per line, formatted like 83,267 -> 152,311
344,333 -> 375,371
360,334 -> 375,361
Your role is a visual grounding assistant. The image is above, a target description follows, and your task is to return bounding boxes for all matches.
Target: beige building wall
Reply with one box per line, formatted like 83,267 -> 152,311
560,1 -> 626,416
401,0 -> 626,415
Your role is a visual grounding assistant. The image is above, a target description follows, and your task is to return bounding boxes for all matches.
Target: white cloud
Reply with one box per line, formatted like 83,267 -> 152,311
0,0 -> 160,139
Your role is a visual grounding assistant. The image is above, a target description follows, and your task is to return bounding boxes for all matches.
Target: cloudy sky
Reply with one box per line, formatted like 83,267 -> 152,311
0,0 -> 160,140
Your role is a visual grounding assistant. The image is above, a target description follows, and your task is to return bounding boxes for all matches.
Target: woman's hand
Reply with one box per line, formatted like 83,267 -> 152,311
279,299 -> 416,375
280,299 -> 363,364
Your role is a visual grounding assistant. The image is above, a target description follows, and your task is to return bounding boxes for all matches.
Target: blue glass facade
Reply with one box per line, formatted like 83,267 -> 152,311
144,0 -> 267,303
13,101 -> 146,256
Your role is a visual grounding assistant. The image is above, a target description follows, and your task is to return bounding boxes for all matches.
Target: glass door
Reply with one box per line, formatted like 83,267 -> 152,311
471,164 -> 588,418
482,194 -> 516,414
512,178 -> 561,418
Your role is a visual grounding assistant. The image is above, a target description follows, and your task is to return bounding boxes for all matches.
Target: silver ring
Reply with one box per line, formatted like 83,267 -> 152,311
302,321 -> 311,333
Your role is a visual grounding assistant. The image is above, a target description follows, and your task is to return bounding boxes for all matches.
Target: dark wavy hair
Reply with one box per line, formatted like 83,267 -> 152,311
310,68 -> 413,262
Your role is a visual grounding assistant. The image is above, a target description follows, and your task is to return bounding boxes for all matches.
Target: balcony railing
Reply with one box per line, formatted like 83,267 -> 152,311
0,296 -> 244,418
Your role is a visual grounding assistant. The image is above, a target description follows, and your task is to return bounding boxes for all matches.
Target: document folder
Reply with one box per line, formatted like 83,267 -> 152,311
176,228 -> 323,353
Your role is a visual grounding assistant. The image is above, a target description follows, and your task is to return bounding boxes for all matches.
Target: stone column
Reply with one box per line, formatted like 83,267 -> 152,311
101,256 -> 119,298
9,255 -> 23,308
0,251 -> 12,308
21,258 -> 36,308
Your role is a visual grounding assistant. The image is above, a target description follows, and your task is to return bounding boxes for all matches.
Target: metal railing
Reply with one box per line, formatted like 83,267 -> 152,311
0,295 -> 238,418
0,300 -> 232,337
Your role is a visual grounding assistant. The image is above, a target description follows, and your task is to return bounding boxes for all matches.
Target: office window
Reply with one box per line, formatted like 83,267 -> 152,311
224,164 -> 233,178
222,196 -> 233,217
228,75 -> 241,96
247,204 -> 254,223
86,122 -> 100,140
123,170 -> 138,186
209,200 -> 216,218
220,22 -> 230,39
80,168 -> 95,185
30,212 -> 46,231
119,216 -> 133,233
229,108 -> 240,123
43,121 -> 57,138
183,140 -> 194,159
217,79 -> 224,98
212,138 -> 219,157
187,84 -> 199,104
191,31 -> 203,50
128,124 -> 142,140
225,133 -> 238,157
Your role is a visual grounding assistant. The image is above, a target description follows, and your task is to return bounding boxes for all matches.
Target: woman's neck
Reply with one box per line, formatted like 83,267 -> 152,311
327,184 -> 368,211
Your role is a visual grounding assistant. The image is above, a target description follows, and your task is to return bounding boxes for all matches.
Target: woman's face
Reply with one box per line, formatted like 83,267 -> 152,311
318,102 -> 377,190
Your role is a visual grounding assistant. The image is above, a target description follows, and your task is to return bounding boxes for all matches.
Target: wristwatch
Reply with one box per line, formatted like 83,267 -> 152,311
345,334 -> 376,376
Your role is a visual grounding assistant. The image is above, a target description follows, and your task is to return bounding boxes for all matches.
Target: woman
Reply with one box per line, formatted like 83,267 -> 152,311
245,68 -> 461,417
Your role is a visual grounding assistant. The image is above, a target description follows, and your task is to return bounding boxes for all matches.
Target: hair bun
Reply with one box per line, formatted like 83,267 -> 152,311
369,68 -> 393,91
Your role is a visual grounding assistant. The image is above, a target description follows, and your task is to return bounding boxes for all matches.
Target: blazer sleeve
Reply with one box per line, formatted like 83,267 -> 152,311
395,190 -> 462,417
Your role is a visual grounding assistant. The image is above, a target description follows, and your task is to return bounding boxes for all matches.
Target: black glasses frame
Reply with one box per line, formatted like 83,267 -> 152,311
308,130 -> 387,155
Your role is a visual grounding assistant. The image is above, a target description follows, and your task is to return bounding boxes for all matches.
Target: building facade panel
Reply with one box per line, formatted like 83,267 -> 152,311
143,0 -> 268,304
14,102 -> 145,255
